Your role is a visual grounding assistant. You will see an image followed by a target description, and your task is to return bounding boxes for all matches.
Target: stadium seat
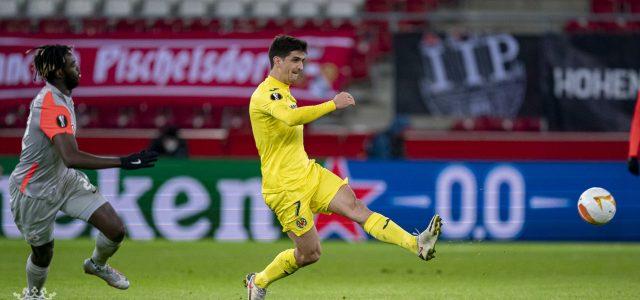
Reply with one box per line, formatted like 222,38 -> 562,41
103,0 -> 136,18
251,1 -> 285,19
221,106 -> 251,132
0,0 -> 19,18
232,18 -> 259,32
151,18 -> 185,32
189,105 -> 223,128
64,0 -> 99,18
629,0 -> 640,12
115,18 -> 148,32
292,18 -> 325,30
39,18 -> 72,34
141,0 -> 173,18
564,19 -> 589,32
364,0 -> 394,12
178,0 -> 210,18
82,18 -> 110,35
363,20 -> 393,56
1,19 -> 32,33
451,118 -> 475,131
513,117 -> 544,132
402,0 -> 428,12
186,18 -> 220,31
26,0 -> 60,18
326,1 -> 358,19
214,1 -> 246,19
398,19 -> 427,32
260,18 -> 286,31
289,1 -> 321,19
591,0 -> 617,13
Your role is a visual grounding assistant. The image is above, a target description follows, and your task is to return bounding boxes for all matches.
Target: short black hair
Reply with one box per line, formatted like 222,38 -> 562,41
30,45 -> 73,83
268,35 -> 307,69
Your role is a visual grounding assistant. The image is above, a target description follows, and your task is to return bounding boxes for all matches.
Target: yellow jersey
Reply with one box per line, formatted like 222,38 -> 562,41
249,76 -> 336,194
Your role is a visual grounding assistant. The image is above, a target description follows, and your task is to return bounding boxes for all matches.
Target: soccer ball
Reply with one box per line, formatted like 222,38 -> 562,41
577,187 -> 616,225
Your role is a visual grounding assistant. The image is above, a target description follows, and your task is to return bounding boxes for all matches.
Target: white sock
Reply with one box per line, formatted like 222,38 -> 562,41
26,254 -> 48,294
91,232 -> 121,266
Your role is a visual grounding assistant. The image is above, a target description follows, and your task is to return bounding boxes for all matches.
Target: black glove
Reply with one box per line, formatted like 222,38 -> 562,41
629,156 -> 639,176
120,150 -> 158,170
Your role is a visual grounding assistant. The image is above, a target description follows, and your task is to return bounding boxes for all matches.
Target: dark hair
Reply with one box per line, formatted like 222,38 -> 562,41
268,35 -> 307,69
30,45 -> 73,82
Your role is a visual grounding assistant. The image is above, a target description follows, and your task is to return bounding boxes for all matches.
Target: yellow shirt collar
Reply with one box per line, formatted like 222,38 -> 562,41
266,75 -> 290,90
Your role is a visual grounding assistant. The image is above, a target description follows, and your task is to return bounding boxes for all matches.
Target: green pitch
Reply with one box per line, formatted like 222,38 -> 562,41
0,239 -> 638,299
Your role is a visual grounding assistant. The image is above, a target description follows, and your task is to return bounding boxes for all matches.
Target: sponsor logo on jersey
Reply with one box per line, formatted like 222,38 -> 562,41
56,115 -> 67,128
270,93 -> 282,100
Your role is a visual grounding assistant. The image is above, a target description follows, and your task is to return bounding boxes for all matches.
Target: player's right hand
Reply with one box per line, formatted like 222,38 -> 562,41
120,150 -> 158,170
332,92 -> 356,109
629,156 -> 639,176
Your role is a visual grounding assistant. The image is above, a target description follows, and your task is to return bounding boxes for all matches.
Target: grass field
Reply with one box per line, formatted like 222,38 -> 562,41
0,239 -> 639,299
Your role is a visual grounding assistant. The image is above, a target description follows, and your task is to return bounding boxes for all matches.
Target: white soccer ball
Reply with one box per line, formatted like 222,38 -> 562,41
578,187 -> 616,225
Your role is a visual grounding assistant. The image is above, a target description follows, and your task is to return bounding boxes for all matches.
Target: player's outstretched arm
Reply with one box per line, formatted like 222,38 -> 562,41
269,92 -> 355,126
53,133 -> 158,170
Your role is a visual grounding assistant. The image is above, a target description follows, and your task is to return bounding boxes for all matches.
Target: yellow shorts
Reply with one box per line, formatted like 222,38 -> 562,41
263,162 -> 348,236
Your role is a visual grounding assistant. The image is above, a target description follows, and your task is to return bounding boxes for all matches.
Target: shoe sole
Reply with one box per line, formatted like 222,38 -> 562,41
418,215 -> 442,261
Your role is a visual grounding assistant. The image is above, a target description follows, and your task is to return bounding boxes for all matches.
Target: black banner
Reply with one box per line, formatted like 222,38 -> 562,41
540,34 -> 639,131
394,32 -> 638,131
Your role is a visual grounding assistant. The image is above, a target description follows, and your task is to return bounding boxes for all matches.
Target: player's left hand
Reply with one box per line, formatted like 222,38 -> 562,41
120,150 -> 159,170
332,92 -> 356,109
629,156 -> 639,176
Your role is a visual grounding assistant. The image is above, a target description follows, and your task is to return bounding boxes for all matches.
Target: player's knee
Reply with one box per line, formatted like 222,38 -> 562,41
304,248 -> 322,265
110,223 -> 126,243
349,200 -> 372,223
298,247 -> 321,266
302,250 -> 321,266
354,200 -> 371,214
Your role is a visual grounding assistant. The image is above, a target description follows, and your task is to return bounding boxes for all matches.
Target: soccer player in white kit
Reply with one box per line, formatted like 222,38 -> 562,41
8,45 -> 158,298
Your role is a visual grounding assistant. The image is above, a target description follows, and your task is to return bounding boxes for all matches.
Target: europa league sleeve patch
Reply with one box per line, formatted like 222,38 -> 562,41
270,93 -> 283,101
56,115 -> 68,128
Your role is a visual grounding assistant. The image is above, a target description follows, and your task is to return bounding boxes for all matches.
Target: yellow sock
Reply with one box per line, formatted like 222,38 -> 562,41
363,212 -> 418,254
254,249 -> 299,288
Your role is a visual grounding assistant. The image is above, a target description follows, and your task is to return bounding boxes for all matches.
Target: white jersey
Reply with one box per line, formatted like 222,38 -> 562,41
9,83 -> 78,199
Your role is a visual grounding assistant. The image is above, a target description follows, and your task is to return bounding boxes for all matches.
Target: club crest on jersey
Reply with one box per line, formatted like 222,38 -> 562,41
270,93 -> 282,101
296,217 -> 308,229
56,115 -> 68,128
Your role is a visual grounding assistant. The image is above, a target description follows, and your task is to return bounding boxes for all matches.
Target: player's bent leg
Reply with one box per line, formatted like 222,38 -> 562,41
328,185 -> 373,223
328,184 -> 443,260
26,241 -> 54,296
89,202 -> 126,243
246,227 -> 320,299
288,227 -> 322,267
84,202 -> 129,290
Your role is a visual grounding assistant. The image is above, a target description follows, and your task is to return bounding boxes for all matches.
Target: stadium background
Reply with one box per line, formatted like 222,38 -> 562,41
0,0 -> 639,299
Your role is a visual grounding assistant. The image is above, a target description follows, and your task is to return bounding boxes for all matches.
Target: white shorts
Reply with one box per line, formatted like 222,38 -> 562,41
9,170 -> 106,246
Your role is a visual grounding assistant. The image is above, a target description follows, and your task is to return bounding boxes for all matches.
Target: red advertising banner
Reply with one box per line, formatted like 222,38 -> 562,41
0,31 -> 355,105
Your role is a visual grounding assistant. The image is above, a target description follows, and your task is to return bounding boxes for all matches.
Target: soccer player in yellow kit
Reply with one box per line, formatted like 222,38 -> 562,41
244,35 -> 443,299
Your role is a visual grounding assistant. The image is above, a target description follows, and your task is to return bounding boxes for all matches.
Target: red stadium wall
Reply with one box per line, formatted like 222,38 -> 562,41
0,129 -> 628,160
0,129 -> 372,159
403,131 -> 628,161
